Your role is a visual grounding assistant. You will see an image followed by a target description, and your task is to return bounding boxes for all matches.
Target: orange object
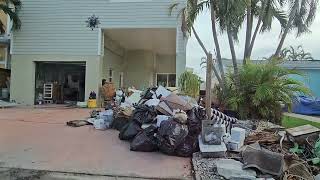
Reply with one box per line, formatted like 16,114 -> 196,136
102,82 -> 116,101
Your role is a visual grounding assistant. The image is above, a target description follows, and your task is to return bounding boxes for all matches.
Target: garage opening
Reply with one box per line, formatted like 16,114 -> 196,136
103,28 -> 177,89
34,62 -> 86,105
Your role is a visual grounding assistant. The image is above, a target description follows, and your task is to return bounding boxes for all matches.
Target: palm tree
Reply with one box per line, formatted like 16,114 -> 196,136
246,0 -> 287,58
214,0 -> 247,87
0,0 -> 22,32
275,0 -> 319,57
281,45 -> 314,61
169,0 -> 225,90
170,0 -> 288,90
226,58 -> 311,122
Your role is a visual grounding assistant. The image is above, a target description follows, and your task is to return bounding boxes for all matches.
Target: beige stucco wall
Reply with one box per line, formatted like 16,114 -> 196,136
10,54 -> 102,105
124,50 -> 154,89
102,48 -> 125,89
102,47 -> 177,90
156,54 -> 176,74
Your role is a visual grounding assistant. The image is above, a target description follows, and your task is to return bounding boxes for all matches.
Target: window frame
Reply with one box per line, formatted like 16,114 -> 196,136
156,73 -> 176,88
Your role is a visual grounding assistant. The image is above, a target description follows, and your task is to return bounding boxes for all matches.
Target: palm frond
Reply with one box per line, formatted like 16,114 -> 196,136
0,4 -> 21,30
222,57 -> 311,122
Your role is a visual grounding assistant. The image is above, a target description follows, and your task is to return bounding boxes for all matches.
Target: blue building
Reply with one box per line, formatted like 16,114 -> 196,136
282,61 -> 320,98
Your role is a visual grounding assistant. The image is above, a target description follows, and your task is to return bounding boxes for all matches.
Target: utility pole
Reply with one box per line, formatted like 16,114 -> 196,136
206,53 -> 213,119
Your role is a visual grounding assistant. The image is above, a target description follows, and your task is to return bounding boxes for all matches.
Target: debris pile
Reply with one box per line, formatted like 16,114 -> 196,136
193,120 -> 320,180
111,86 -> 207,157
68,86 -> 237,157
66,85 -> 320,179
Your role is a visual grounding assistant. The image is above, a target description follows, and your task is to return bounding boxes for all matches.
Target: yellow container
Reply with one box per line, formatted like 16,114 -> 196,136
87,99 -> 97,108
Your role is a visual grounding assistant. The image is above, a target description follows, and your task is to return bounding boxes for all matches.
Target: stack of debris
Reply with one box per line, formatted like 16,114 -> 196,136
74,86 -> 238,157
112,86 -> 207,157
66,85 -> 320,179
193,119 -> 320,180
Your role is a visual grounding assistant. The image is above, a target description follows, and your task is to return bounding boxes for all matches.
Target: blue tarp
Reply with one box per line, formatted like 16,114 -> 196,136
292,96 -> 320,115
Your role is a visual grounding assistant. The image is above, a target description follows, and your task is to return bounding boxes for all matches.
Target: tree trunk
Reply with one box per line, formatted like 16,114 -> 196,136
247,18 -> 262,58
192,26 -> 223,85
206,53 -> 213,119
210,2 -> 226,87
275,0 -> 298,57
227,28 -> 240,88
243,0 -> 252,64
274,20 -> 292,57
192,26 -> 209,55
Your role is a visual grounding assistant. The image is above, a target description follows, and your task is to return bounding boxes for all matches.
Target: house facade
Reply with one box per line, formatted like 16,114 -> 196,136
9,0 -> 187,105
282,61 -> 320,98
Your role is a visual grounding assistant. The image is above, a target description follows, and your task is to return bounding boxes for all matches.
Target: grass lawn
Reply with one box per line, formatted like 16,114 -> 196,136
282,115 -> 320,129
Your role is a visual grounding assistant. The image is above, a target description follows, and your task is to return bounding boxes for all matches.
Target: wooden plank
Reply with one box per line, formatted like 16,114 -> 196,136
286,125 -> 320,137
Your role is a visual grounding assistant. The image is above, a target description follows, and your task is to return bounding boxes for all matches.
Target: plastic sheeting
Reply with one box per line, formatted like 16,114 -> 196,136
292,96 -> 320,115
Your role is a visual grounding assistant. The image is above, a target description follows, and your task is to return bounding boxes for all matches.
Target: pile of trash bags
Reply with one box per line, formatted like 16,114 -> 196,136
110,86 -> 207,157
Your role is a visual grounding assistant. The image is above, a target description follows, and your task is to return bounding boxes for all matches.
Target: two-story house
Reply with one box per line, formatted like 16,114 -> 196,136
9,0 -> 187,105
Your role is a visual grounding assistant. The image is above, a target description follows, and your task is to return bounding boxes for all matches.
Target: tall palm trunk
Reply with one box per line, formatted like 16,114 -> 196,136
192,26 -> 223,85
275,0 -> 298,57
244,0 -> 253,63
247,18 -> 262,58
227,28 -> 240,88
210,2 -> 226,88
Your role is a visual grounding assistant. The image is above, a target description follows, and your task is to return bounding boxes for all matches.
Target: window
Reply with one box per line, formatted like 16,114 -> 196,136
156,74 -> 176,87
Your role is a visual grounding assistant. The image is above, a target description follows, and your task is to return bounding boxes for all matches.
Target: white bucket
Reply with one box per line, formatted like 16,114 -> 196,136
1,88 -> 9,99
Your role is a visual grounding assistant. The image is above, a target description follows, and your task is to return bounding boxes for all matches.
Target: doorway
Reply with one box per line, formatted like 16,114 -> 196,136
35,62 -> 86,104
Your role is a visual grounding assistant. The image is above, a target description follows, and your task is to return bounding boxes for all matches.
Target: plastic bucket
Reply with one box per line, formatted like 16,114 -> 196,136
87,99 -> 97,108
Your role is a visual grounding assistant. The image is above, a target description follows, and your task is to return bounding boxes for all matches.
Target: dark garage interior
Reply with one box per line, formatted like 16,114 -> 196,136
35,62 -> 86,105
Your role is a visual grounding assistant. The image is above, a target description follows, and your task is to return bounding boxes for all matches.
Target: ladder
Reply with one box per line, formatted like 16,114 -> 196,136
43,83 -> 53,104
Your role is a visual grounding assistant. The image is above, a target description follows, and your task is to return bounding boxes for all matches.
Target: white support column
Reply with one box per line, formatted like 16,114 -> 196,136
176,19 -> 187,87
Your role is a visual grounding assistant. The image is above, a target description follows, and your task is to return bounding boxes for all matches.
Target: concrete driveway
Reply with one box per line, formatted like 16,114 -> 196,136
0,107 -> 192,179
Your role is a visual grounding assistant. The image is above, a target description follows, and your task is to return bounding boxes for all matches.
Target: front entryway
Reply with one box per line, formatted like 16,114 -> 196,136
34,62 -> 86,105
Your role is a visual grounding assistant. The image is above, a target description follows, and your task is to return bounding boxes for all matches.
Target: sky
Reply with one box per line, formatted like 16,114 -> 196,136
186,9 -> 320,79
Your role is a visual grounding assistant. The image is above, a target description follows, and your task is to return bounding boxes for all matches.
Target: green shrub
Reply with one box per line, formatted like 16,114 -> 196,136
178,71 -> 201,98
223,58 -> 310,123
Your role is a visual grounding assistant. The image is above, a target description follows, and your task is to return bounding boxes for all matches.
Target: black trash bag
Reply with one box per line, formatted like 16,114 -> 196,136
175,135 -> 200,157
157,120 -> 189,155
111,115 -> 130,131
187,107 -> 206,137
130,125 -> 158,152
119,120 -> 142,141
132,104 -> 157,124
140,88 -> 156,100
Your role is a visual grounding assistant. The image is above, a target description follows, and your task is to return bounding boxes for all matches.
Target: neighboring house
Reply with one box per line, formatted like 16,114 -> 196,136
222,59 -> 320,97
9,0 -> 187,105
282,60 -> 320,97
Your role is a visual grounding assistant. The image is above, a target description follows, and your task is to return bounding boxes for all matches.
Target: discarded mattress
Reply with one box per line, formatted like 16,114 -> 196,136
292,96 -> 320,115
156,94 -> 193,116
